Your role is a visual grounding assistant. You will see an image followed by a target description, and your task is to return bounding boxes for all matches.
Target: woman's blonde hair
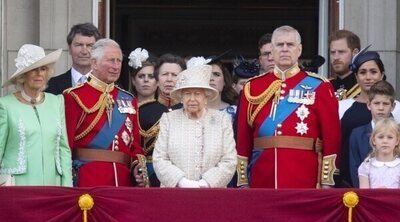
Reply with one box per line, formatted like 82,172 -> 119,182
14,65 -> 53,91
367,118 -> 400,159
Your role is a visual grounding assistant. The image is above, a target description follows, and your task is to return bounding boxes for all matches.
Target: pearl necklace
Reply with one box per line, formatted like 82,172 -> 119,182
21,90 -> 42,105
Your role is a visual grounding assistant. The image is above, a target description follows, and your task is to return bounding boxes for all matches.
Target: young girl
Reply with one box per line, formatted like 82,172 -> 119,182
358,118 -> 400,188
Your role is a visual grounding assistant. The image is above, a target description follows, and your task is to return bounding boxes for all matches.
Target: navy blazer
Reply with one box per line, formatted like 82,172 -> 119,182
349,123 -> 373,188
46,69 -> 72,95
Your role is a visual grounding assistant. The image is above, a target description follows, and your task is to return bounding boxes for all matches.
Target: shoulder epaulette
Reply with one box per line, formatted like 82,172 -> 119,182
246,72 -> 269,83
63,84 -> 84,94
116,85 -> 134,97
306,71 -> 329,82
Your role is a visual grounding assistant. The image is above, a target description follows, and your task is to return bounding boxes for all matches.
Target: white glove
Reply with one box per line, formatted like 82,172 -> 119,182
178,178 -> 201,188
198,179 -> 210,188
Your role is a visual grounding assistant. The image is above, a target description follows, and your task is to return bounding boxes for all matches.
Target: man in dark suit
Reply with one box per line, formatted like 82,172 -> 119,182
328,30 -> 360,100
46,23 -> 101,94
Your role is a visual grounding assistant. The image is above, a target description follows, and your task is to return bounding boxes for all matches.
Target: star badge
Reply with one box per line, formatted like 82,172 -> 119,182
295,122 -> 309,135
295,104 -> 310,121
122,130 -> 131,146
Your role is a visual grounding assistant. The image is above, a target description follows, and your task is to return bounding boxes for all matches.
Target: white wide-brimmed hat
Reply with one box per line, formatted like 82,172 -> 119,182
2,44 -> 62,87
170,64 -> 219,101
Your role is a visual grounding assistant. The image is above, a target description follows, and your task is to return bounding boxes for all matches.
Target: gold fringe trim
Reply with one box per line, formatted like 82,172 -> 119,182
244,80 -> 282,127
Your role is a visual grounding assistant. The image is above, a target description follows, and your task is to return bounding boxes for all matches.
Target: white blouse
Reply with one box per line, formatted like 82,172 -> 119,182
358,157 -> 400,188
153,109 -> 237,188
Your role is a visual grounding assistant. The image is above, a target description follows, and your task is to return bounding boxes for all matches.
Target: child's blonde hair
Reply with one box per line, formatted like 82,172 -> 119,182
367,118 -> 400,160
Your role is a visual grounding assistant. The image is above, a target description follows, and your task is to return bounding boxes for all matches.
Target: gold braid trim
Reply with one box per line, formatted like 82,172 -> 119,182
139,120 -> 161,155
70,91 -> 106,114
74,104 -> 106,141
346,84 -> 361,99
244,80 -> 282,127
71,92 -> 108,141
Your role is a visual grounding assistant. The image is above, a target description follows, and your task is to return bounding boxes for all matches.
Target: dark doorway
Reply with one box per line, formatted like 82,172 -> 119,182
111,0 -> 320,89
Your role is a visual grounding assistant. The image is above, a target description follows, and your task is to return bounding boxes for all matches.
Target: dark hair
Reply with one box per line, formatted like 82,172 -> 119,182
154,53 -> 186,81
258,33 -> 272,51
129,59 -> 157,96
210,61 -> 238,105
329,30 -> 360,52
368,80 -> 395,103
66,23 -> 101,46
351,51 -> 385,74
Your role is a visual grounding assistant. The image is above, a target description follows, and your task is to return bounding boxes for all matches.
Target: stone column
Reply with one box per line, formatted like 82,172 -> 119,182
344,0 -> 400,98
1,0 -> 94,95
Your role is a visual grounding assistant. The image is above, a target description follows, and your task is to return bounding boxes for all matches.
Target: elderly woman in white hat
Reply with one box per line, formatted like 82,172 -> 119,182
0,44 -> 72,186
152,64 -> 237,188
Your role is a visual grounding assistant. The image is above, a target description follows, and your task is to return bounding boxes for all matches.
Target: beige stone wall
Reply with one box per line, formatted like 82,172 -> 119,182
1,0 -> 94,95
344,0 -> 400,99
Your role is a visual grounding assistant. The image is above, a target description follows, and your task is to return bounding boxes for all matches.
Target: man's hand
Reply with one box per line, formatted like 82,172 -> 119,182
133,164 -> 145,187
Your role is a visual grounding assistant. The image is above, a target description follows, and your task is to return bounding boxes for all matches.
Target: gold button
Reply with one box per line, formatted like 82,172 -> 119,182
279,96 -> 284,100
277,123 -> 282,128
114,135 -> 119,139
324,166 -> 329,170
240,166 -> 245,170
324,161 -> 329,164
280,90 -> 285,95
324,170 -> 328,174
240,170 -> 245,174
277,131 -> 282,135
114,145 -> 119,150
241,175 -> 245,179
323,175 -> 328,179
240,162 -> 244,166
115,140 -> 119,145
282,83 -> 287,88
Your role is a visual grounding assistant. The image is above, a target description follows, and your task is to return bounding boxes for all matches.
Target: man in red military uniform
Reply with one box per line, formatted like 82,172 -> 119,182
64,38 -> 147,187
236,25 -> 341,188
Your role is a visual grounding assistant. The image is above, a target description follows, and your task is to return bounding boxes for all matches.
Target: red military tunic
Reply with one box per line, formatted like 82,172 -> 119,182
236,66 -> 341,188
64,75 -> 143,187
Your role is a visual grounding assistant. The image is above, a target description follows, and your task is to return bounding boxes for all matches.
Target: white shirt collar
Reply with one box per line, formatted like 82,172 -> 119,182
370,157 -> 400,168
371,120 -> 375,129
71,67 -> 90,86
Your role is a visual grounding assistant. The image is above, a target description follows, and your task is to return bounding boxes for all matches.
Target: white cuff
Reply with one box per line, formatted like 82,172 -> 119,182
198,179 -> 210,188
178,178 -> 200,188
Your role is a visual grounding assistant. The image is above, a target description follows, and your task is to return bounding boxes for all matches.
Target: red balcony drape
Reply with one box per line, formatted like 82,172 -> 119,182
0,187 -> 399,221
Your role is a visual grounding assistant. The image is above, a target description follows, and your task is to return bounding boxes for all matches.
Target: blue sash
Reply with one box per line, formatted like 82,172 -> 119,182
88,91 -> 131,149
258,76 -> 322,137
248,76 -> 323,183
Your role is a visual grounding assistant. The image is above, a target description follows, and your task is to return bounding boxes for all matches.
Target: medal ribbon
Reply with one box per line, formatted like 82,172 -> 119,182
88,91 -> 132,149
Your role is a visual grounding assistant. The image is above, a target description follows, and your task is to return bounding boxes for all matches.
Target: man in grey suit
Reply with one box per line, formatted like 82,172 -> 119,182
46,23 -> 101,94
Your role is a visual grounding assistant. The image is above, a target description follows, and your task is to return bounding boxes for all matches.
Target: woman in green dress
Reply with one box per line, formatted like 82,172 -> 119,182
0,44 -> 72,186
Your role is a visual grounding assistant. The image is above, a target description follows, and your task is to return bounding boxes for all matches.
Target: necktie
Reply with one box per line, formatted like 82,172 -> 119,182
78,75 -> 87,85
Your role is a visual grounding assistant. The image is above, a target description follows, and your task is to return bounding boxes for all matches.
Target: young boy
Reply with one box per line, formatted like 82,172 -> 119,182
349,80 -> 397,187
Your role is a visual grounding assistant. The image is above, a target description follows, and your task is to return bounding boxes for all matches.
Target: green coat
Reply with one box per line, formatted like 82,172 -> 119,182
0,93 -> 72,186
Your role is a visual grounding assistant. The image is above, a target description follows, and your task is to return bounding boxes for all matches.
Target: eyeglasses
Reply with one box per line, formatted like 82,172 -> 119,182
260,52 -> 272,57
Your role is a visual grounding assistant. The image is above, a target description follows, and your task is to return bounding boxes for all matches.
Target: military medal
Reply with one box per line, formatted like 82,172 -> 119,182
335,88 -> 347,100
105,93 -> 114,127
303,91 -> 315,105
121,130 -> 131,146
125,117 -> 133,133
288,85 -> 316,105
295,104 -> 310,135
295,122 -> 309,135
295,104 -> 310,121
117,98 -> 136,114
